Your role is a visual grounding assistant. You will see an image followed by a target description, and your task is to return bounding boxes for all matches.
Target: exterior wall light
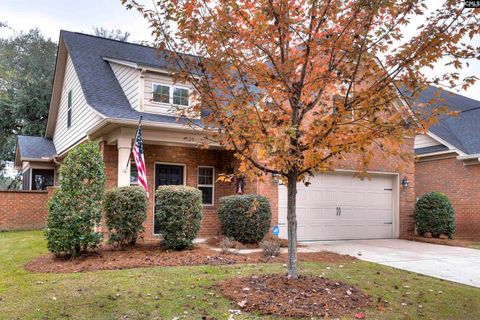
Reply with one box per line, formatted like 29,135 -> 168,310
402,177 -> 409,187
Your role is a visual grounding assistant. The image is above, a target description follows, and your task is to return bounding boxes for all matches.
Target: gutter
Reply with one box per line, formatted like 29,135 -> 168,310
457,154 -> 480,163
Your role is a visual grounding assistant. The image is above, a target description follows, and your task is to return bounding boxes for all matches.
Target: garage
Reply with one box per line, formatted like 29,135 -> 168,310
278,172 -> 395,241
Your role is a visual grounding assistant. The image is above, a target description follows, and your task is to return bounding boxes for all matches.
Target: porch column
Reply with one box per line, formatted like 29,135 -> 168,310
117,136 -> 132,187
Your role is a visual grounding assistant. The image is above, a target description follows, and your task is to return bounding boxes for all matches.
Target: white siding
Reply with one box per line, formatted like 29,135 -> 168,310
143,72 -> 194,115
53,55 -> 102,154
414,134 -> 442,149
110,62 -> 140,110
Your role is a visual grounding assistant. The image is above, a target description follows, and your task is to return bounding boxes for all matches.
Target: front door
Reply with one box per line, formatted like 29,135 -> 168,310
154,164 -> 184,234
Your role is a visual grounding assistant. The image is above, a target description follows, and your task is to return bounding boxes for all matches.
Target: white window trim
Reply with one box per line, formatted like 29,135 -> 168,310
197,166 -> 215,206
151,82 -> 190,107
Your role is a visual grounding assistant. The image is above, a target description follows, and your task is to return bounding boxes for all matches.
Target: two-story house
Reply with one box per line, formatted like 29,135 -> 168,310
15,31 -> 416,240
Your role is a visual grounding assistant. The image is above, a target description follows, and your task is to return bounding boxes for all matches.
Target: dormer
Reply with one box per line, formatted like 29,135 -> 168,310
105,57 -> 193,116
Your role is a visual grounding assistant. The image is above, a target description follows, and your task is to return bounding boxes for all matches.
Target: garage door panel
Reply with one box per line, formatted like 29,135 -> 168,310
278,172 -> 394,241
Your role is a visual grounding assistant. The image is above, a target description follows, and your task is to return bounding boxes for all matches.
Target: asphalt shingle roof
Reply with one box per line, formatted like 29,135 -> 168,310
17,136 -> 57,160
61,30 -> 199,125
406,86 -> 480,155
62,32 -> 480,154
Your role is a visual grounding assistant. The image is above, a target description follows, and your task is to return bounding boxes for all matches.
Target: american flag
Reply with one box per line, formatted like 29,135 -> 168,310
133,126 -> 148,197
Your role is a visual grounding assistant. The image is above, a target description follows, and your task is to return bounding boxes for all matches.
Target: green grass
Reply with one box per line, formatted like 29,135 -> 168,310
1,231 -> 479,319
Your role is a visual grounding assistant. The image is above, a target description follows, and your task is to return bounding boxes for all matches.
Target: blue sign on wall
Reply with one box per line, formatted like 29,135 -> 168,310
272,225 -> 280,236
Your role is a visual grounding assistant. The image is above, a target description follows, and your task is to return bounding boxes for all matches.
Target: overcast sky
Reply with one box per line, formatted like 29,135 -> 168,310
1,0 -> 479,100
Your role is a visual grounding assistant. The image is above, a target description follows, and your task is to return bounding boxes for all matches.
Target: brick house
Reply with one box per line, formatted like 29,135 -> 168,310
13,31 -> 416,240
413,86 -> 480,239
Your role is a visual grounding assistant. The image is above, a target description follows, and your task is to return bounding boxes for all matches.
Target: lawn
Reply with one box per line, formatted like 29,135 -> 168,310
1,231 -> 479,319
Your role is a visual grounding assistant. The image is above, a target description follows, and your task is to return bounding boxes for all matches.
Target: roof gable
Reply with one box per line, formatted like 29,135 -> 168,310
407,86 -> 480,155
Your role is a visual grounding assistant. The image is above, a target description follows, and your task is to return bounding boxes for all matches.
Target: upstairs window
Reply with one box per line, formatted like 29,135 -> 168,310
197,166 -> 214,205
152,83 -> 190,107
67,90 -> 73,128
152,84 -> 170,103
173,87 -> 189,106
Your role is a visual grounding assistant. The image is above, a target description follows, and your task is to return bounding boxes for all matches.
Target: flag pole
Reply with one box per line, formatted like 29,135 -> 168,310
123,116 -> 143,173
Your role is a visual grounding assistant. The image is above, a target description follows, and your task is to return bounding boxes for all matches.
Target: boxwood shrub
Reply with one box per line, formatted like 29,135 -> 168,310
414,191 -> 455,239
218,194 -> 271,244
45,142 -> 105,257
104,186 -> 148,248
155,186 -> 202,250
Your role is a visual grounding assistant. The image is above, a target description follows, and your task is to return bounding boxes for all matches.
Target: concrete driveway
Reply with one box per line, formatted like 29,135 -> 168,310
300,239 -> 480,288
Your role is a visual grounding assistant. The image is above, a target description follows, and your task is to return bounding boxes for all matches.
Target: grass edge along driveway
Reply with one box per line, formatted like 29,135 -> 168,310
1,230 -> 479,320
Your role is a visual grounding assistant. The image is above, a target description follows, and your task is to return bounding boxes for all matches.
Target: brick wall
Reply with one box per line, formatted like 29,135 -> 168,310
101,143 -> 277,239
415,156 -> 480,239
101,137 -> 414,240
0,188 -> 53,231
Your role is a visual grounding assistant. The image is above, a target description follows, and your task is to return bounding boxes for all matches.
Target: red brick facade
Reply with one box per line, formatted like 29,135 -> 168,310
101,136 -> 414,240
0,189 -> 52,231
100,142 -> 278,238
415,156 -> 480,239
2,137 -> 414,238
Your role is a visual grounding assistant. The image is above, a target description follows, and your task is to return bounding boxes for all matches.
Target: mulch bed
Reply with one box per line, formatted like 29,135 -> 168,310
216,274 -> 370,318
206,235 -> 291,249
25,243 -> 354,273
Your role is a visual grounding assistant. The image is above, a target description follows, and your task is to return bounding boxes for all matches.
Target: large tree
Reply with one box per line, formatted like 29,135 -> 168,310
0,28 -> 56,167
125,0 -> 480,278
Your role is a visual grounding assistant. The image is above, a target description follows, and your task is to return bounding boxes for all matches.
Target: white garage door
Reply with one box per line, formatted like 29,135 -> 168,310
278,172 -> 394,241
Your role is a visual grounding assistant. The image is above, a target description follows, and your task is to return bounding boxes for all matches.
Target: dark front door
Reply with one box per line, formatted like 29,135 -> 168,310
154,164 -> 184,234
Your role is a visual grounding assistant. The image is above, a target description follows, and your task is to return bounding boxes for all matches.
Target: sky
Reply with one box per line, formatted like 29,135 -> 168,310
1,0 -> 479,100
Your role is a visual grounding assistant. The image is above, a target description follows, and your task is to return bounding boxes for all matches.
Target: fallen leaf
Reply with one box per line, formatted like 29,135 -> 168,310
355,312 -> 365,319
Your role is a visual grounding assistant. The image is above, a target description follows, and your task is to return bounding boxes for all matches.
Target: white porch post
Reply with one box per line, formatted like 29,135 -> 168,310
117,136 -> 132,187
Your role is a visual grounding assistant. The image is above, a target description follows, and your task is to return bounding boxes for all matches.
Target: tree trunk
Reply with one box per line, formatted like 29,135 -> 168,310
287,173 -> 298,279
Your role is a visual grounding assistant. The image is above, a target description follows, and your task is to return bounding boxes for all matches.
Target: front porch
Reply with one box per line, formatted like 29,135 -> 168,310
98,126 -> 278,238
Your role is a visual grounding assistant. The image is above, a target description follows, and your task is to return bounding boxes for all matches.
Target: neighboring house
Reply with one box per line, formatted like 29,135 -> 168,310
413,86 -> 480,238
14,31 -> 415,240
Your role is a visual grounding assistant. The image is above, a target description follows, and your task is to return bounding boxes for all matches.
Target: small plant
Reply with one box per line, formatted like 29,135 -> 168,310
219,237 -> 237,254
218,194 -> 272,244
414,191 -> 455,239
260,238 -> 281,257
45,142 -> 105,257
155,185 -> 202,250
104,186 -> 148,248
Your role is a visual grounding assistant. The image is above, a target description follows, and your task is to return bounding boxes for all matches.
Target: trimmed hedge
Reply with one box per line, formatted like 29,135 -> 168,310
45,142 -> 105,257
155,186 -> 202,250
104,186 -> 148,248
218,194 -> 271,244
414,191 -> 455,239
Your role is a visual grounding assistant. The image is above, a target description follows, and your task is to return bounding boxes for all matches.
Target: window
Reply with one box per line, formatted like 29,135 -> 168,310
31,169 -> 55,190
152,84 -> 170,103
197,166 -> 214,205
173,87 -> 189,106
67,90 -> 72,128
130,162 -> 138,185
152,83 -> 190,107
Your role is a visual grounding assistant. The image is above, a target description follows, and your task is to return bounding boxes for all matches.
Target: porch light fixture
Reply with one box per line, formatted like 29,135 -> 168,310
401,177 -> 409,187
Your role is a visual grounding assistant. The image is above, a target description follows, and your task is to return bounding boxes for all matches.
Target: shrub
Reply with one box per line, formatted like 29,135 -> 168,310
104,186 -> 148,248
219,237 -> 239,254
45,142 -> 105,257
218,194 -> 271,244
155,185 -> 202,250
414,191 -> 455,239
260,238 -> 281,257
